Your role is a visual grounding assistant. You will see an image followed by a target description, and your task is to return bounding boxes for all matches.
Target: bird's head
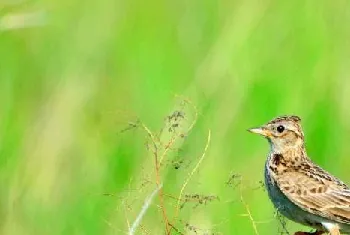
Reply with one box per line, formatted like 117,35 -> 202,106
248,115 -> 304,153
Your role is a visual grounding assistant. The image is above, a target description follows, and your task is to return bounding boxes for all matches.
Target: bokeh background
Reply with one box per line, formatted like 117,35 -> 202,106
2,0 -> 350,234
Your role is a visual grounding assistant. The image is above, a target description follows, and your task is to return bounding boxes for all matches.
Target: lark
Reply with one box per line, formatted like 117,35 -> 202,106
249,115 -> 350,235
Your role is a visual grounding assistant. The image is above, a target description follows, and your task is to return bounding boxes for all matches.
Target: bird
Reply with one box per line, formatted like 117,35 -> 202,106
248,115 -> 350,235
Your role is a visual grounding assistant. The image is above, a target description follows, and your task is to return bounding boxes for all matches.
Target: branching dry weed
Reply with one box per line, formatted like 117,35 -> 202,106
107,98 -> 292,234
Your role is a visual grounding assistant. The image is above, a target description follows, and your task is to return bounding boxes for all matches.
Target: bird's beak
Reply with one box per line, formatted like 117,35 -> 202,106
248,126 -> 271,137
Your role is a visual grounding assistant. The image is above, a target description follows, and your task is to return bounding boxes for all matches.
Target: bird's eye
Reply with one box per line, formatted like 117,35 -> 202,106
277,125 -> 285,133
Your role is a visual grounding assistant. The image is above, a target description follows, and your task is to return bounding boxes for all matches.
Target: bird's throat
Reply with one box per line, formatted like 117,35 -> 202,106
268,146 -> 308,174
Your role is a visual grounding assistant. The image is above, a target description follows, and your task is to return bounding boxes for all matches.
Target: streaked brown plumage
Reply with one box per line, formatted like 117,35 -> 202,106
249,115 -> 350,235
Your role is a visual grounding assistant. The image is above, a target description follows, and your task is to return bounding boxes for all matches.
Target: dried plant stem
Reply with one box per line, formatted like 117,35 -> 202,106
240,182 -> 259,235
174,129 -> 211,219
141,123 -> 171,235
159,134 -> 178,165
168,222 -> 185,235
129,183 -> 163,235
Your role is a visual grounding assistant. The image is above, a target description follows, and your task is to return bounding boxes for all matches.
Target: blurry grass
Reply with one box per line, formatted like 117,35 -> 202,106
1,0 -> 350,234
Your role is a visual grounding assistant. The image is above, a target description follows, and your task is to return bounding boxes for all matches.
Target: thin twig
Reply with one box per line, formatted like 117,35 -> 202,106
129,183 -> 163,235
240,181 -> 259,235
159,134 -> 179,165
168,222 -> 185,235
174,129 -> 211,219
141,123 -> 171,234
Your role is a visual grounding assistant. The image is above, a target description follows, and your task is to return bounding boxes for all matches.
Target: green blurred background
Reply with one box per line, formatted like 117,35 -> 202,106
1,0 -> 350,234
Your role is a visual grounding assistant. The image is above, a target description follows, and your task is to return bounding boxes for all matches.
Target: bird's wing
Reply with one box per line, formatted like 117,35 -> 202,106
276,166 -> 350,224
